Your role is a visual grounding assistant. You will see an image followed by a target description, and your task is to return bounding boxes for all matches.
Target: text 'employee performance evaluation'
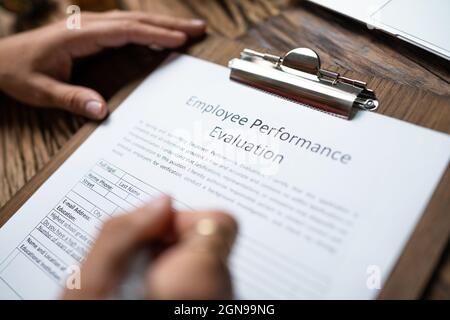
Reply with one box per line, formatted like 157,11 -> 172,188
186,96 -> 352,165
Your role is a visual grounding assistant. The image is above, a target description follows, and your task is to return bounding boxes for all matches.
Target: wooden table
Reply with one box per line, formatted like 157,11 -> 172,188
0,0 -> 449,299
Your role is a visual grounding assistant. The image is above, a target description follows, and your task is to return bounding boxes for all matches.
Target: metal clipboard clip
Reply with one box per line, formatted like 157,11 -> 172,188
228,48 -> 379,119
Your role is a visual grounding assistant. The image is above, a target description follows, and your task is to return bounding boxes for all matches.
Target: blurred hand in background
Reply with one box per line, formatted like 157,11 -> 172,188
0,10 -> 206,119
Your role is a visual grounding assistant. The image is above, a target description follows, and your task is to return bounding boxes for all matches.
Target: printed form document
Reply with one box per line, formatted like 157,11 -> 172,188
0,55 -> 449,299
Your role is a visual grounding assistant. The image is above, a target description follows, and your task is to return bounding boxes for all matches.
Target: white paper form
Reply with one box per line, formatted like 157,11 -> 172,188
0,55 -> 449,299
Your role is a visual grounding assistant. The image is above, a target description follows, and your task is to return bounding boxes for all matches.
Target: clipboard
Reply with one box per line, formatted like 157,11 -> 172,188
229,47 -> 378,119
0,36 -> 449,299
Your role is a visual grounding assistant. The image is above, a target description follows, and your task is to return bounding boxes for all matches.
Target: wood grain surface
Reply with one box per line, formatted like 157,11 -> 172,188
0,0 -> 449,299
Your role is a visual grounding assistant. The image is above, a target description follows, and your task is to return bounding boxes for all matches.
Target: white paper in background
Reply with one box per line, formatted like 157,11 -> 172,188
0,55 -> 448,299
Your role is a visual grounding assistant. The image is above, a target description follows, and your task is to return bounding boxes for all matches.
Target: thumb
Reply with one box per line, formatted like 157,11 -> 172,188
29,74 -> 108,120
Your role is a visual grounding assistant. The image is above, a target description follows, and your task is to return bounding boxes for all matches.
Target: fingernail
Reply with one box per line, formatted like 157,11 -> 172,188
85,100 -> 104,118
190,19 -> 205,26
148,195 -> 171,211
149,44 -> 164,51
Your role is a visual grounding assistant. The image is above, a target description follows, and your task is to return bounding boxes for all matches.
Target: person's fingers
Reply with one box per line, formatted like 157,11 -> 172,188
63,196 -> 173,299
25,74 -> 108,120
176,211 -> 237,255
81,11 -> 206,37
64,19 -> 188,58
89,196 -> 173,268
102,11 -> 206,37
147,211 -> 238,299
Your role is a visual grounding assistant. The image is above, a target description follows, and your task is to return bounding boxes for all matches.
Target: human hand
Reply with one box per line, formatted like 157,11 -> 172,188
0,11 -> 206,119
62,196 -> 237,300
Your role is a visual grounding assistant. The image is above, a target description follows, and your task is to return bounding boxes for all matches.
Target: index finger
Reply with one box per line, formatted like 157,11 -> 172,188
63,19 -> 188,58
101,11 -> 207,37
